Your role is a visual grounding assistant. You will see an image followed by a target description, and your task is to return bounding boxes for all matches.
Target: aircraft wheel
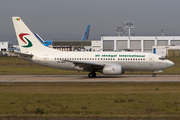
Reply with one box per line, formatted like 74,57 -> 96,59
88,73 -> 94,78
152,73 -> 156,77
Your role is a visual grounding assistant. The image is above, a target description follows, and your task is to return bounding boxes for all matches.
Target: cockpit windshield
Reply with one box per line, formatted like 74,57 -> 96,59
159,56 -> 166,60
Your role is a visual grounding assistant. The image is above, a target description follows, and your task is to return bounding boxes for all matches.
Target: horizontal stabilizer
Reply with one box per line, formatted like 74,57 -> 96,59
8,51 -> 33,58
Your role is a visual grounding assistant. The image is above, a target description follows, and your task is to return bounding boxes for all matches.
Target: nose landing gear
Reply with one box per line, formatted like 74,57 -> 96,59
152,73 -> 156,77
152,70 -> 162,77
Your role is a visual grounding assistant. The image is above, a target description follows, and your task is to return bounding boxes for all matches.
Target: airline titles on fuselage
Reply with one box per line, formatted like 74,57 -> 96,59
95,54 -> 145,57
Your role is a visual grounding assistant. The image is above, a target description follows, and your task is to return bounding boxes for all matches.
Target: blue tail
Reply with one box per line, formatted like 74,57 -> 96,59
81,25 -> 90,41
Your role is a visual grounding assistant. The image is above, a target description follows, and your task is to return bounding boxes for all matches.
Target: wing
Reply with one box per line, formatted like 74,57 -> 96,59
66,60 -> 104,72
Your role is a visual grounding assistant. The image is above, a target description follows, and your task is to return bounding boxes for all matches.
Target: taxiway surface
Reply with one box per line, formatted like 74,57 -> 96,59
0,75 -> 179,83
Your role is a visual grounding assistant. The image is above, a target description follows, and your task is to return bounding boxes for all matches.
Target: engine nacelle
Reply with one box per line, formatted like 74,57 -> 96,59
103,65 -> 123,75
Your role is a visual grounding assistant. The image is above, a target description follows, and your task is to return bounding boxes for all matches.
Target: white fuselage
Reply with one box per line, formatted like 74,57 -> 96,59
20,51 -> 174,73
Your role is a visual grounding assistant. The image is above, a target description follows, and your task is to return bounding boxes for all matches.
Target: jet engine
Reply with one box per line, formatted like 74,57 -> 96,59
103,65 -> 123,75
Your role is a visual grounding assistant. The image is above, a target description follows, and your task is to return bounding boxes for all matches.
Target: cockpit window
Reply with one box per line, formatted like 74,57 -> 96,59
159,56 -> 166,60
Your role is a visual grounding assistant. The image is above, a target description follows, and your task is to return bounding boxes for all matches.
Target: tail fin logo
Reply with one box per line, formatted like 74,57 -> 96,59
19,33 -> 33,48
85,30 -> 89,39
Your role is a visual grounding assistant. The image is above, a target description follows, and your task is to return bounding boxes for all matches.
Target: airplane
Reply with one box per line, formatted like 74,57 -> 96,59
11,17 -> 174,78
34,24 -> 90,47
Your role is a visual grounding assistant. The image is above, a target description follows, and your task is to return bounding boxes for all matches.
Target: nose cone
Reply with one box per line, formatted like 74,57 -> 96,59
167,60 -> 174,68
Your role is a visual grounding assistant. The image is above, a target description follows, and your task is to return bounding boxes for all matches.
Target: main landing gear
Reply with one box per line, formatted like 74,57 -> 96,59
152,73 -> 156,77
88,72 -> 96,78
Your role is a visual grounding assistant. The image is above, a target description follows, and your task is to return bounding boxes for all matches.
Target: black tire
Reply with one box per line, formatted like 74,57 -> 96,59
152,73 -> 156,77
88,73 -> 94,78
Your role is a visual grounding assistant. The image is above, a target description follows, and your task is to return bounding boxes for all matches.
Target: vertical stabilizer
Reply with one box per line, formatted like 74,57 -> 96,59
12,17 -> 49,53
81,25 -> 90,41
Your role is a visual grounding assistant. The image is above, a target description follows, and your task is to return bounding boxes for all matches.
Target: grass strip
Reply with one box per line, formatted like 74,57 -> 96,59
0,83 -> 180,118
